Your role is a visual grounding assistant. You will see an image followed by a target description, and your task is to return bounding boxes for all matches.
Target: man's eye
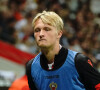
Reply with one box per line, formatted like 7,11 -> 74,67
44,27 -> 51,31
34,28 -> 40,32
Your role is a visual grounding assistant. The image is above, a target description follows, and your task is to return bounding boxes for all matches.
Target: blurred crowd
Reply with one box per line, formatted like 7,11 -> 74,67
0,0 -> 100,71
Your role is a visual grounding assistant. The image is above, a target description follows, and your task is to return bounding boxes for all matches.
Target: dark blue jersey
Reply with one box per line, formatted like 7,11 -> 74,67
26,47 -> 100,90
31,49 -> 85,90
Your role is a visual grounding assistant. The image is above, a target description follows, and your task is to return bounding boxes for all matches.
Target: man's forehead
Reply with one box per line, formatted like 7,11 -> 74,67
34,19 -> 53,28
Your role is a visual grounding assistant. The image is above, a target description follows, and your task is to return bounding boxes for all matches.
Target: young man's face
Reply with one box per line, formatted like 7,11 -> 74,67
34,19 -> 62,49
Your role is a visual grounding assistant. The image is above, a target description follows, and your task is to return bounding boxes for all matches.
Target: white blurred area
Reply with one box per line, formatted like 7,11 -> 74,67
90,0 -> 100,14
0,57 -> 25,87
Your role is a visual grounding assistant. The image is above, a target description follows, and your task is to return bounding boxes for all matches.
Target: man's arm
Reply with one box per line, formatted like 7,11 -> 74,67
26,59 -> 37,90
75,53 -> 100,90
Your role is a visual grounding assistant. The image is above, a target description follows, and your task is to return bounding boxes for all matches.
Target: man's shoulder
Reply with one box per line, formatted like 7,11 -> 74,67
75,53 -> 94,67
75,53 -> 89,62
26,53 -> 41,68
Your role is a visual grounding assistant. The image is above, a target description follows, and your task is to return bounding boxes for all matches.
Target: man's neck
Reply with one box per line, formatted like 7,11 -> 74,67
41,44 -> 61,64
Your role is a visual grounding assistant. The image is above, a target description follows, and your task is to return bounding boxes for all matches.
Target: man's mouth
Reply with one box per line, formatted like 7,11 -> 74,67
39,39 -> 46,41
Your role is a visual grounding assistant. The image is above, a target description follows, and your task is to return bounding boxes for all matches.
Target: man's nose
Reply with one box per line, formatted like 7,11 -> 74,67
39,30 -> 44,38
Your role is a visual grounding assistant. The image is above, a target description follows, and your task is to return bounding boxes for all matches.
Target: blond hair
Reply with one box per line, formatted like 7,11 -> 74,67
32,11 -> 64,31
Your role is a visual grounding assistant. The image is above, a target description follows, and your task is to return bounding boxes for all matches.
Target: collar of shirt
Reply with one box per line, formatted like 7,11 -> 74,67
40,47 -> 68,71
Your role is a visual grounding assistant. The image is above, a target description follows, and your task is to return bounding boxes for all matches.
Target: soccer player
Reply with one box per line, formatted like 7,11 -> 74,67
26,11 -> 100,90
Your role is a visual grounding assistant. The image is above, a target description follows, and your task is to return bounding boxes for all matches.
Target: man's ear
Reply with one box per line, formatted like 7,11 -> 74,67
57,30 -> 63,39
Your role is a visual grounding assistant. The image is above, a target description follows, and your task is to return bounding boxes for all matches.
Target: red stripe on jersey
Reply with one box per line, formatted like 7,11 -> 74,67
95,83 -> 100,90
88,59 -> 93,67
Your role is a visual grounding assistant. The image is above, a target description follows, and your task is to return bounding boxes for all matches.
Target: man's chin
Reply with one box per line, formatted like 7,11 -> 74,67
38,44 -> 47,48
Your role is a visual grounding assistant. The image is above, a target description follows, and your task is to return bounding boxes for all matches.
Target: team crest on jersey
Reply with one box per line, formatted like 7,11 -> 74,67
49,82 -> 57,90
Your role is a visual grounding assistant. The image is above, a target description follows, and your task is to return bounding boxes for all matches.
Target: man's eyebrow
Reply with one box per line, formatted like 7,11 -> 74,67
34,26 -> 39,30
34,27 -> 40,30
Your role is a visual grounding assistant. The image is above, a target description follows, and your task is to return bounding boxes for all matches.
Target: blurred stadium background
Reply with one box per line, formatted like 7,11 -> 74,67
0,0 -> 100,89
